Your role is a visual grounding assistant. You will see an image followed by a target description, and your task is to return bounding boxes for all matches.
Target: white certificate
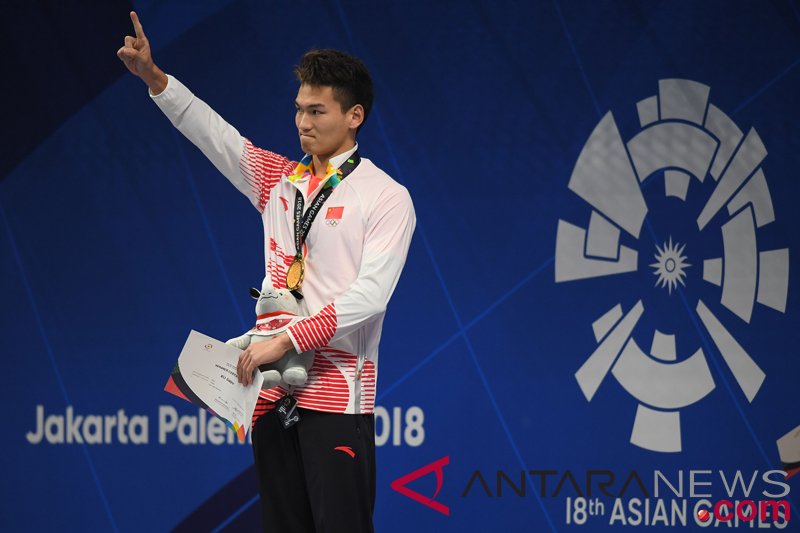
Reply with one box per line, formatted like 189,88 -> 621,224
164,330 -> 263,442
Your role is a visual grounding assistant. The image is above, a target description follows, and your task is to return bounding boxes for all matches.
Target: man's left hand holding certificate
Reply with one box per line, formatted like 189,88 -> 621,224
165,330 -> 264,442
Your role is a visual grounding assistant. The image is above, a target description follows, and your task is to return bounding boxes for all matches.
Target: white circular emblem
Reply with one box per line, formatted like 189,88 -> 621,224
555,79 -> 789,452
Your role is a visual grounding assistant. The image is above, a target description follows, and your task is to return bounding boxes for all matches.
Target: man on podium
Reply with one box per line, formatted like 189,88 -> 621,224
118,11 -> 415,532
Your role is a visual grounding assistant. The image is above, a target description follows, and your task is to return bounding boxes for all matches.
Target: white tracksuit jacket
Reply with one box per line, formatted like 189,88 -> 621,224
152,75 -> 415,415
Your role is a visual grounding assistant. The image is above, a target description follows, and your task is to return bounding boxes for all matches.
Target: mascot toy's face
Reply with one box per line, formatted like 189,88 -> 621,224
250,283 -> 301,316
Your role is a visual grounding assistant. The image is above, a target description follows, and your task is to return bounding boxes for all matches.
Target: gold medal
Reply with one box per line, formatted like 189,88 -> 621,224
286,256 -> 305,290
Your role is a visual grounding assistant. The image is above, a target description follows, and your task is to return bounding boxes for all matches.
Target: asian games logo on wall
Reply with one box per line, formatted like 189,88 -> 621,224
554,79 -> 790,453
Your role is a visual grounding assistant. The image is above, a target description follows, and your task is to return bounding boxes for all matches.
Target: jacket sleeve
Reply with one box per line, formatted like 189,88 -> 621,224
286,187 -> 416,352
149,75 -> 296,213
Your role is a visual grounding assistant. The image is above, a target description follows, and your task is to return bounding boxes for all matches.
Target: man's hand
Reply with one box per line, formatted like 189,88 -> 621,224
116,11 -> 168,95
237,333 -> 295,386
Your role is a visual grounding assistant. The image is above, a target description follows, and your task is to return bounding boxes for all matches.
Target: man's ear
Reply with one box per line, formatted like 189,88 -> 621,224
348,104 -> 365,131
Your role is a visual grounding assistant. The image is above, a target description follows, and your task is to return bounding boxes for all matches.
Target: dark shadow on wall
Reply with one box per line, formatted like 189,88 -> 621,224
0,1 -> 133,180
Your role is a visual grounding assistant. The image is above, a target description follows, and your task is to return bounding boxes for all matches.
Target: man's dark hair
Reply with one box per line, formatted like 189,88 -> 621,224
294,49 -> 374,131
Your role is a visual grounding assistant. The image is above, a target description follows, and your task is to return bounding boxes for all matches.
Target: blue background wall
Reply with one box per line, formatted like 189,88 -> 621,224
2,1 -> 799,531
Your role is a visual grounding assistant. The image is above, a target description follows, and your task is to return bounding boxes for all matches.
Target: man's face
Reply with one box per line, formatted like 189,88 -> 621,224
295,84 -> 359,159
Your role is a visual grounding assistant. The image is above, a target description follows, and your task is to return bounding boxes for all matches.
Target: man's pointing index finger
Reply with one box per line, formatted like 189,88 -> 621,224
130,11 -> 145,39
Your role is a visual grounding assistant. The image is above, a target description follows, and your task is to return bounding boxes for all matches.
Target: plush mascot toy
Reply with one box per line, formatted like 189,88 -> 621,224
226,280 -> 314,389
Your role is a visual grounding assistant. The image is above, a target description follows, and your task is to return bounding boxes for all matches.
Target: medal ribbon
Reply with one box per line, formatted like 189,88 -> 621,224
290,151 -> 361,288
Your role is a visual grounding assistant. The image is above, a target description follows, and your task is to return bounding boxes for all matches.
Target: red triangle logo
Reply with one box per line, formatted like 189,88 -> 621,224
390,456 -> 450,516
164,375 -> 190,402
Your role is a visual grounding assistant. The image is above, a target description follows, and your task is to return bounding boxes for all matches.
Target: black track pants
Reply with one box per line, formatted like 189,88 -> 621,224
251,408 -> 376,533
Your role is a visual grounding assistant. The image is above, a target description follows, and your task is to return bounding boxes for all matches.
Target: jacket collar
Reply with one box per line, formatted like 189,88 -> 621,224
287,143 -> 359,199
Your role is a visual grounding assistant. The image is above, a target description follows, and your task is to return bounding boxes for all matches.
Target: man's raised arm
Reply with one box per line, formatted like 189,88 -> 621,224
116,11 -> 295,213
